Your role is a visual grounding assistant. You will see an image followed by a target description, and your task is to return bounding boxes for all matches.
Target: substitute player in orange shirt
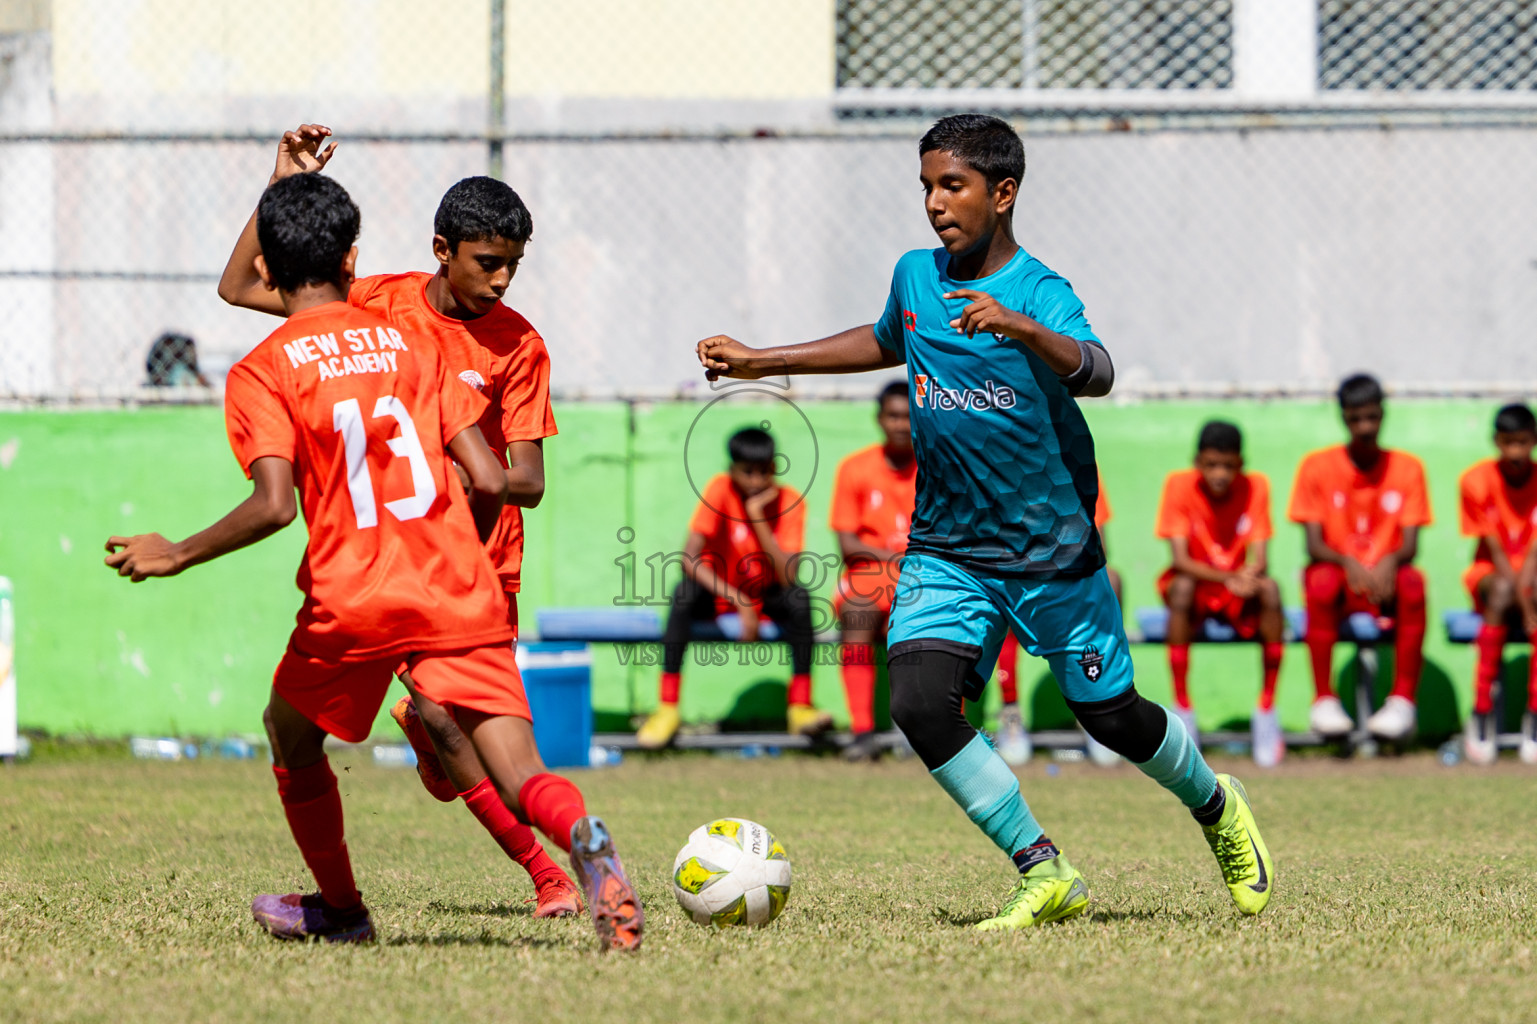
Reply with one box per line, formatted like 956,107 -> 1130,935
108,174 -> 640,949
1458,403 -> 1537,765
217,125 -> 578,917
1156,421 -> 1284,766
1289,374 -> 1431,742
829,382 -> 916,761
991,472 -> 1115,765
636,427 -> 831,748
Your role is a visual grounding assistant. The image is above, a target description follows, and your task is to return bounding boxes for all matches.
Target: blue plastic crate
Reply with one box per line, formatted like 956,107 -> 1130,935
517,641 -> 593,769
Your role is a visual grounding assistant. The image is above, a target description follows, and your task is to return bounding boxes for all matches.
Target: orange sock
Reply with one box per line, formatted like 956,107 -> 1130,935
659,671 -> 681,704
841,644 -> 876,734
273,759 -> 360,910
1474,624 -> 1505,715
997,633 -> 1020,705
1259,642 -> 1283,712
461,778 -> 566,886
1169,644 -> 1192,710
517,773 -> 587,853
788,672 -> 813,706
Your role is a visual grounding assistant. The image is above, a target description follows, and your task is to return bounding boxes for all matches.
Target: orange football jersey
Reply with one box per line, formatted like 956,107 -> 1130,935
1288,446 -> 1431,567
1459,458 -> 1537,575
349,272 -> 557,592
829,444 -> 917,564
1156,468 -> 1272,571
689,473 -> 805,595
1094,470 -> 1111,529
224,301 -> 514,662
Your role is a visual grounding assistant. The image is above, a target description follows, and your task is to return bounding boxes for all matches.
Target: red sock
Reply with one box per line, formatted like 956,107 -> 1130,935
841,645 -> 876,734
272,759 -> 360,910
1304,564 -> 1343,700
1473,623 -> 1506,715
517,773 -> 587,853
788,672 -> 813,706
1168,644 -> 1192,710
997,633 -> 1020,705
1528,650 -> 1537,714
461,778 -> 566,886
1390,566 -> 1427,701
659,671 -> 681,705
1259,642 -> 1283,712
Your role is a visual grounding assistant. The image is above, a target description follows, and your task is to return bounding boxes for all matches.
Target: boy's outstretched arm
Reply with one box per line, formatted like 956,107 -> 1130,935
217,124 -> 339,316
104,457 -> 297,581
448,426 -> 512,542
697,325 -> 902,381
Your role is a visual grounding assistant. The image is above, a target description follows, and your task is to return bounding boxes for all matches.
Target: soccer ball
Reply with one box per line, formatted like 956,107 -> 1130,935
671,818 -> 792,927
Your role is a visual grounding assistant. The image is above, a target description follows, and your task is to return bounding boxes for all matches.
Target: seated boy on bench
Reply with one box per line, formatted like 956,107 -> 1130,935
636,427 -> 831,748
1157,420 -> 1284,765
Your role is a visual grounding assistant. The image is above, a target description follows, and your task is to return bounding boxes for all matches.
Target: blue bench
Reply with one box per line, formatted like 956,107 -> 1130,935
536,607 -> 782,643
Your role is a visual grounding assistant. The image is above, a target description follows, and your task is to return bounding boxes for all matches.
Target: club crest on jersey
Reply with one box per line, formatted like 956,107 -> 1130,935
902,309 -> 917,331
459,369 -> 487,392
910,374 -> 1016,412
1078,646 -> 1103,682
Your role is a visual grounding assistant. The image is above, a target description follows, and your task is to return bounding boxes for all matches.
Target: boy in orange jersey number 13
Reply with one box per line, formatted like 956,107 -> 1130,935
106,174 -> 641,951
216,125 -> 579,919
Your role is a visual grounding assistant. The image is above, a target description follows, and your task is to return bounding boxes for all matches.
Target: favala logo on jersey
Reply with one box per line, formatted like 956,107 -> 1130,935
912,374 -> 1016,412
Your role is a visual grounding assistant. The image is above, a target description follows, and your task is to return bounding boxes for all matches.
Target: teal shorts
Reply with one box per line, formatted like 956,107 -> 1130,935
886,553 -> 1133,704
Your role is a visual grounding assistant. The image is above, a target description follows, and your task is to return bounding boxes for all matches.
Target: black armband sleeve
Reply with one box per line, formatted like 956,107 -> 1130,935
1057,338 -> 1114,398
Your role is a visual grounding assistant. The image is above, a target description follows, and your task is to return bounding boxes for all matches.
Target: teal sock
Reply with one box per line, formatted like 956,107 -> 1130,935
1134,705 -> 1219,809
929,733 -> 1042,860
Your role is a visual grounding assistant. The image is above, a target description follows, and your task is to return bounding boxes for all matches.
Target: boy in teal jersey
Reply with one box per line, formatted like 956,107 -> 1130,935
696,114 -> 1273,927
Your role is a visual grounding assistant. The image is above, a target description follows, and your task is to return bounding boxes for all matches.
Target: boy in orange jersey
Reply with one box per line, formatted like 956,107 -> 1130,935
1156,421 -> 1284,767
1459,403 -> 1537,765
636,427 -> 831,748
829,381 -> 916,762
109,174 -> 640,949
1289,374 -> 1431,742
991,471 -> 1115,765
217,125 -> 579,918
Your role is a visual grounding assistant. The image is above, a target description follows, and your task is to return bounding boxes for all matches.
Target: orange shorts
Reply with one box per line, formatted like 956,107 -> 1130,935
1158,571 -> 1260,640
1465,562 -> 1534,613
831,566 -> 901,620
276,643 -> 529,744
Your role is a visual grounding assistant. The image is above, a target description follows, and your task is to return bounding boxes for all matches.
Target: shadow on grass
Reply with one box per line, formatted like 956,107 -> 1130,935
425,900 -> 537,919
384,932 -> 564,949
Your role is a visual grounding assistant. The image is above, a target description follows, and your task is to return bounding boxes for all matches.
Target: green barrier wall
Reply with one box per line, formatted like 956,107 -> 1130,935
1,399 -> 1518,740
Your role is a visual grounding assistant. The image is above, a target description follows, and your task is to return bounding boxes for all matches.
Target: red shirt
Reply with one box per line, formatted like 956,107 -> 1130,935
1156,468 -> 1272,571
689,474 -> 805,596
349,273 -> 557,592
1459,458 -> 1537,575
829,444 -> 917,566
224,301 -> 513,662
1094,470 -> 1111,529
1288,446 -> 1432,567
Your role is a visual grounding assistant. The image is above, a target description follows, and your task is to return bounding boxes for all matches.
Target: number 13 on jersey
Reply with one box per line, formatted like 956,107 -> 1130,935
333,396 -> 438,528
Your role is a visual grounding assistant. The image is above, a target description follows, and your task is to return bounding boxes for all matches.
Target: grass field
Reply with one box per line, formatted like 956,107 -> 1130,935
3,751 -> 1535,1024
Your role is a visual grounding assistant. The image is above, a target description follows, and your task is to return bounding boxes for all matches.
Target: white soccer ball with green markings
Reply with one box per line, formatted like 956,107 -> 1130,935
671,818 -> 792,928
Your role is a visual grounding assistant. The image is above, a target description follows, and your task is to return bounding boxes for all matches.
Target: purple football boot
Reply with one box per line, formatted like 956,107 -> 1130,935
251,893 -> 375,943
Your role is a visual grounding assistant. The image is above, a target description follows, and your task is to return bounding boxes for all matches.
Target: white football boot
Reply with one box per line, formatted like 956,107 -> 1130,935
1250,706 -> 1284,768
994,703 -> 1032,766
1366,695 -> 1416,742
1309,696 -> 1355,738
1464,710 -> 1498,766
1520,711 -> 1537,766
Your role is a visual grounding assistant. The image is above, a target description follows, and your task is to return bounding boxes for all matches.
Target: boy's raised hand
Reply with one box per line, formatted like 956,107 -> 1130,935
744,485 -> 782,520
271,124 -> 338,184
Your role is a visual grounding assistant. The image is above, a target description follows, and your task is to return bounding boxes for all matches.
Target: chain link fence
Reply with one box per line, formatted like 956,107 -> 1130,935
2,0 -> 1536,402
